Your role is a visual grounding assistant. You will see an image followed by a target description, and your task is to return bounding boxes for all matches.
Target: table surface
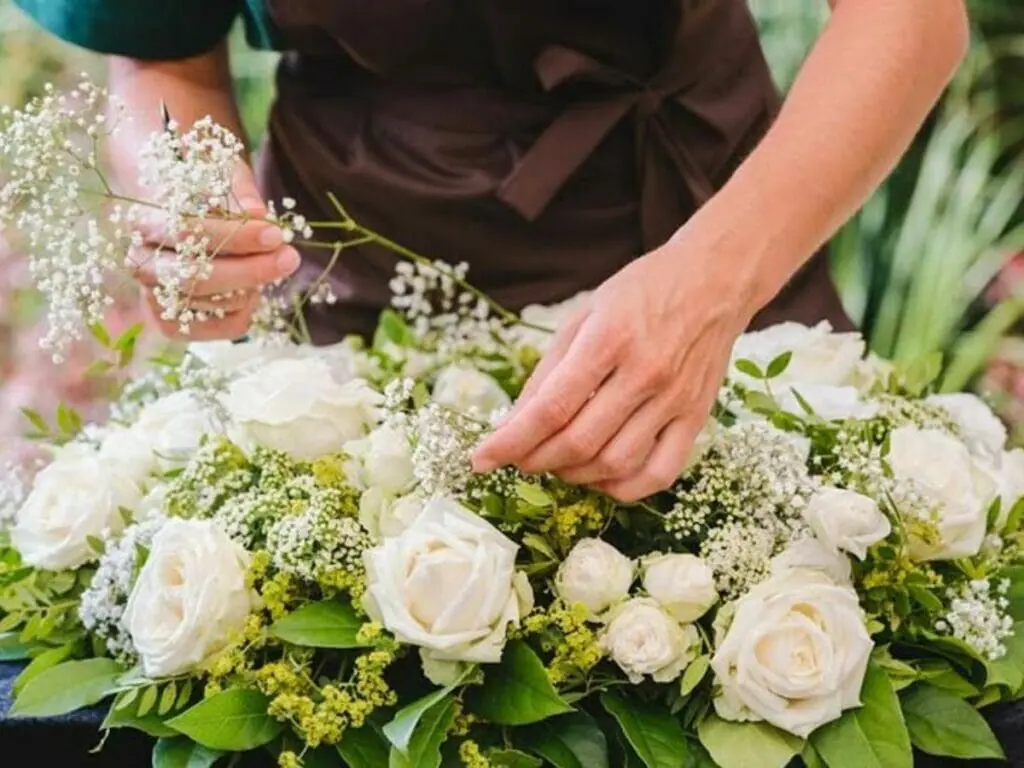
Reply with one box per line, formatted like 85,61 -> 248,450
2,662 -> 1022,766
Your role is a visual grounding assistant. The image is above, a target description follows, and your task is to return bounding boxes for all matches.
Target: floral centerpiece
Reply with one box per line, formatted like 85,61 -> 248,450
1,80 -> 1023,768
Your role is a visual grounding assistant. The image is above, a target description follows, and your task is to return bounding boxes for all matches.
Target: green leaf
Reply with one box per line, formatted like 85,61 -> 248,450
733,359 -> 764,379
337,722 -> 391,768
765,351 -> 793,379
383,665 -> 475,753
166,689 -> 283,751
810,663 -> 912,768
516,481 -> 553,508
86,535 -> 106,556
600,691 -> 689,768
103,701 -> 180,738
802,743 -> 827,768
375,309 -> 415,350
158,681 -> 179,715
899,352 -> 943,396
986,621 -> 1024,692
388,697 -> 456,768
679,655 -> 711,697
0,631 -> 34,661
488,749 -> 543,768
9,657 -> 121,718
525,711 -> 609,768
20,408 -> 49,435
268,599 -> 368,649
89,322 -> 112,348
13,643 -> 74,695
465,641 -> 573,726
138,685 -> 160,717
151,737 -> 224,768
907,585 -> 943,613
696,716 -> 801,768
900,684 -> 1004,760
55,402 -> 82,436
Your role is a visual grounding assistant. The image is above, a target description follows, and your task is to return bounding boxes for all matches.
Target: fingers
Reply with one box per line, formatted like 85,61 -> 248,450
133,207 -> 287,258
517,368 -> 651,473
597,417 -> 696,502
130,245 -> 301,296
143,288 -> 259,341
180,289 -> 256,314
473,314 -> 620,471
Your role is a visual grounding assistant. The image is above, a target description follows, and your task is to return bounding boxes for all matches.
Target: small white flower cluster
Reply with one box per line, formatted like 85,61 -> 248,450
0,460 -> 31,531
266,503 -> 372,583
79,515 -> 166,663
410,402 -> 487,497
936,579 -> 1014,661
700,520 -> 779,598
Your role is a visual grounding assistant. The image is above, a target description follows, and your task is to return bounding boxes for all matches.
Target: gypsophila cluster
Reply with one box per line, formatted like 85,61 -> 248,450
0,461 -> 31,531
411,402 -> 487,497
165,436 -> 255,519
79,515 -> 166,663
266,506 -> 372,586
936,579 -> 1014,661
700,520 -> 779,598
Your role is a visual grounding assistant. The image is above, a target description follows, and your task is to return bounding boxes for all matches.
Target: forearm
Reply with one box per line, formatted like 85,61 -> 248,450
106,42 -> 245,196
674,0 -> 970,318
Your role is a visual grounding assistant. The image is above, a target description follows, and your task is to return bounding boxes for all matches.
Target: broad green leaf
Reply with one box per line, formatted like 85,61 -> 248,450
900,684 -> 1004,759
696,716 -> 801,768
20,407 -> 49,435
389,697 -> 456,768
103,699 -> 180,738
600,691 -> 689,768
516,481 -> 553,508
166,689 -> 283,751
337,722 -> 391,768
268,599 -> 368,649
13,643 -> 74,695
986,621 -> 1024,692
802,743 -> 827,768
907,585 -> 942,613
0,631 -> 34,661
89,322 -> 112,348
383,665 -> 475,753
765,351 -> 793,379
9,657 -> 121,718
680,655 -> 711,697
810,663 -> 912,768
525,711 -> 609,768
466,641 -> 572,726
733,359 -> 764,379
488,749 -> 543,767
151,737 -> 223,768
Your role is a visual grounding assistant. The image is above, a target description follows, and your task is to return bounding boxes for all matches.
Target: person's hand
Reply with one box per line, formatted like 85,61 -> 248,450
130,164 -> 301,340
472,242 -> 752,501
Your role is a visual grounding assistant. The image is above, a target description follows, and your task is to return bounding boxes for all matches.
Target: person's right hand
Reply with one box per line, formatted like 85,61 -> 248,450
129,165 -> 301,340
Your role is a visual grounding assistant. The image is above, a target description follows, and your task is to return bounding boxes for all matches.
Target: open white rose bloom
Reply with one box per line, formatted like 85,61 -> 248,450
1,94 -> 1021,768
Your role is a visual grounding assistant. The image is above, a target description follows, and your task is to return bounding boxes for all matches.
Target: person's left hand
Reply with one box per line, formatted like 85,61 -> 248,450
471,242 -> 753,501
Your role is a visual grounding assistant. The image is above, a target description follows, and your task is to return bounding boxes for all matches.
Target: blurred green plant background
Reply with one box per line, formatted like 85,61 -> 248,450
0,0 -> 1023,454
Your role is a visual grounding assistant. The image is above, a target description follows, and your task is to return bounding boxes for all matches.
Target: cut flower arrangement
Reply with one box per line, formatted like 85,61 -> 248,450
1,80 -> 1023,768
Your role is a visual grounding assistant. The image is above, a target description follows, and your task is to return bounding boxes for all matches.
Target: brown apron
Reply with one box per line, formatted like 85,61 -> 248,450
255,0 -> 852,343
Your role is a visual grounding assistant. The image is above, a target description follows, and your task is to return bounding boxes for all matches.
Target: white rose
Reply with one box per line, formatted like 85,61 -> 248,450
359,489 -> 426,539
730,321 -> 865,389
802,488 -> 891,559
222,358 -> 382,460
642,553 -> 717,623
926,393 -> 1006,465
98,426 -> 159,482
711,572 -> 873,738
778,384 -> 879,422
601,598 -> 700,684
555,538 -> 634,618
432,365 -> 511,418
994,448 -> 1024,528
133,391 -> 223,471
123,519 -> 255,678
363,497 -> 533,663
187,336 -> 299,373
848,353 -> 894,393
298,338 -> 372,384
343,424 -> 415,495
770,537 -> 853,586
888,426 -> 996,561
515,292 -> 591,353
137,483 -> 170,521
12,453 -> 142,570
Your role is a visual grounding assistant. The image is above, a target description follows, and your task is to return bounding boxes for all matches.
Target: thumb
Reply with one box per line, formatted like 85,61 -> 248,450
230,161 -> 268,216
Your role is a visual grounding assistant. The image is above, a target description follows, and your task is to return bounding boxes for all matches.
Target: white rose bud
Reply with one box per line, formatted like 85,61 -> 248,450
777,384 -> 878,422
770,537 -> 853,586
222,358 -> 382,460
730,321 -> 865,390
187,338 -> 300,374
432,365 -> 511,418
712,572 -> 873,738
363,497 -> 533,663
12,453 -> 142,570
420,651 -> 470,687
927,393 -> 1006,465
642,553 -> 717,623
359,489 -> 426,539
343,424 -> 415,496
601,598 -> 700,684
888,427 -> 996,561
555,539 -> 634,618
801,488 -> 891,559
123,519 -> 256,678
131,390 -> 224,471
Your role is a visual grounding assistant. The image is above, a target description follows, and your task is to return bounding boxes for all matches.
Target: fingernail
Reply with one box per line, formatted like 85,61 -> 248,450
239,197 -> 265,213
261,227 -> 284,248
277,249 -> 301,274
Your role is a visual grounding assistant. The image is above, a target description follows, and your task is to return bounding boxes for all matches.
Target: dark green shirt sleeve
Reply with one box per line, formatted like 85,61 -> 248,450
14,0 -> 241,60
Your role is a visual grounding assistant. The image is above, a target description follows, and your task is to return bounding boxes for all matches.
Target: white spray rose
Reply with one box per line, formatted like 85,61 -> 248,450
601,598 -> 700,684
730,321 -> 865,390
555,538 -> 634,618
994,448 -> 1024,528
123,519 -> 255,678
642,553 -> 717,623
888,427 -> 996,561
97,425 -> 160,482
711,571 -> 873,738
363,497 -> 533,663
770,537 -> 853,586
187,337 -> 300,373
343,424 -> 415,495
926,393 -> 1006,465
514,292 -> 591,353
432,365 -> 511,418
132,390 -> 224,471
359,489 -> 426,539
222,358 -> 382,460
12,453 -> 142,570
778,384 -> 879,422
802,488 -> 891,559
